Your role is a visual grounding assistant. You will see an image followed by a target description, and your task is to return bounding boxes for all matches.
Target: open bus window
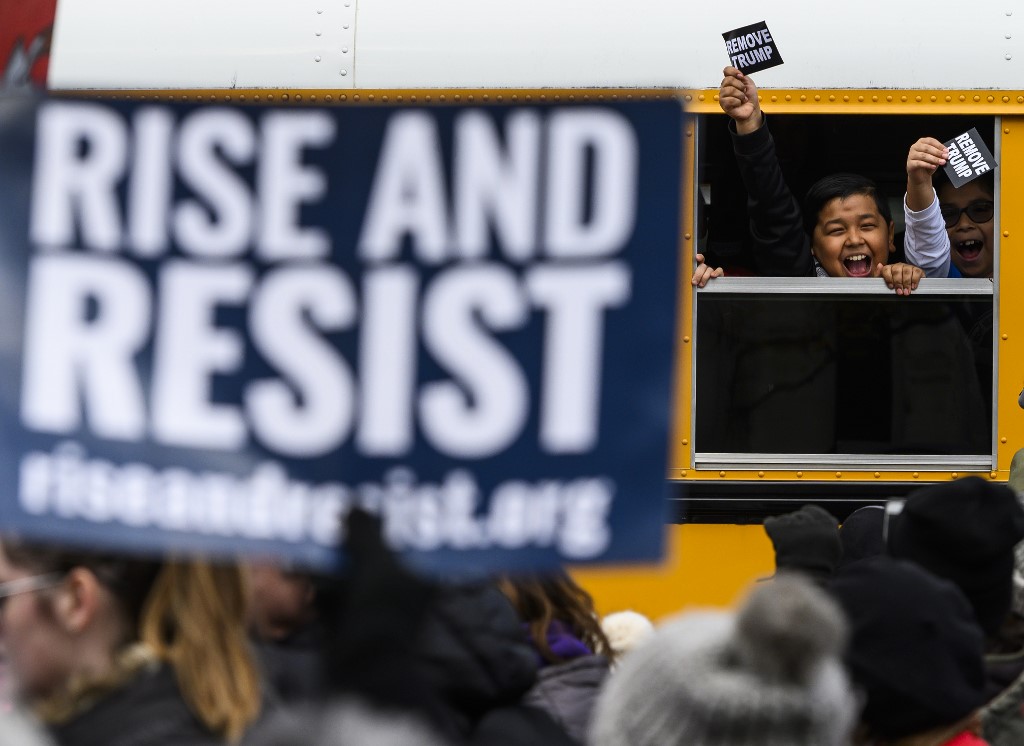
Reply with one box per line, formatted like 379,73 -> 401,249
695,113 -> 998,278
691,114 -> 997,471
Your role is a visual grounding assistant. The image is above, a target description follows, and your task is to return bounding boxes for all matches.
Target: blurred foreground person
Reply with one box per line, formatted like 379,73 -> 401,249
829,556 -> 990,745
245,562 -> 325,704
254,510 -> 576,746
0,542 -> 262,745
590,574 -> 856,746
498,572 -> 612,742
978,452 -> 1024,746
887,477 -> 1024,641
884,476 -> 1024,746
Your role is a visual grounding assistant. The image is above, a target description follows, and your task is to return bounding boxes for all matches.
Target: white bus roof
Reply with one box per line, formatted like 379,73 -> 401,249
48,0 -> 1021,91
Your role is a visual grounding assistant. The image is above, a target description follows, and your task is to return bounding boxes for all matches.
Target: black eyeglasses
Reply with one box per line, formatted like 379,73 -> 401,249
0,573 -> 64,611
939,200 -> 994,228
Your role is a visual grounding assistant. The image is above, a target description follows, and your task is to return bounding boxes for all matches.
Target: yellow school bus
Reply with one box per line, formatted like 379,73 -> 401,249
18,0 -> 1024,618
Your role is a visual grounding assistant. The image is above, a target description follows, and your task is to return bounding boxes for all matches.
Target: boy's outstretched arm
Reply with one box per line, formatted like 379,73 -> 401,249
904,137 -> 952,278
720,67 -> 814,277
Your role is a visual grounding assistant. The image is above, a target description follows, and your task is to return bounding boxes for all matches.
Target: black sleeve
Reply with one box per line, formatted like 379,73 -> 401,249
730,118 -> 815,277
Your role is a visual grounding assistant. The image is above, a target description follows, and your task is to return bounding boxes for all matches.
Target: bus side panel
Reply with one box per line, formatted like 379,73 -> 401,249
998,116 -> 1024,472
570,524 -> 774,620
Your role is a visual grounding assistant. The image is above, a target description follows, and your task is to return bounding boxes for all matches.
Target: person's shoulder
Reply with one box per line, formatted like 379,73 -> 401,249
535,654 -> 609,685
52,665 -> 223,746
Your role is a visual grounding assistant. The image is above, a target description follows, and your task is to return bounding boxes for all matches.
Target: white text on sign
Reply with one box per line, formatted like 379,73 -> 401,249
22,103 -> 639,461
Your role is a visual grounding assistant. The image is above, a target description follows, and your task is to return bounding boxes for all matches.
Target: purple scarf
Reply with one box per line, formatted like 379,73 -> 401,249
526,620 -> 592,667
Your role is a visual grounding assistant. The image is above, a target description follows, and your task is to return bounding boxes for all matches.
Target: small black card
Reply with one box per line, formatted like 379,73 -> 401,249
943,127 -> 997,188
722,21 -> 784,75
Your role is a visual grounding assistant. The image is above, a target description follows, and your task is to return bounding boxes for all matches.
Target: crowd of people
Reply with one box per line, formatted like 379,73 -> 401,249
4,464 -> 1024,746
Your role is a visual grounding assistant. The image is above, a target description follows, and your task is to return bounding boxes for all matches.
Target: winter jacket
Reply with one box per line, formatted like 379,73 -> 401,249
49,665 -> 222,746
252,620 -> 327,705
415,585 -> 577,746
524,654 -> 609,743
729,117 -> 817,277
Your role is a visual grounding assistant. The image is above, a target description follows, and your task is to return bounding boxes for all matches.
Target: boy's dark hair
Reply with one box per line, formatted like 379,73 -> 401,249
802,173 -> 892,237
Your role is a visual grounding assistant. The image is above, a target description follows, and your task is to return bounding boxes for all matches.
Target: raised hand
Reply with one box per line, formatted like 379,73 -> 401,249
720,66 -> 762,135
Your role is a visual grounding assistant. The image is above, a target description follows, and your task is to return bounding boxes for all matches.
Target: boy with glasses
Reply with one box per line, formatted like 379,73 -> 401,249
905,137 -> 996,279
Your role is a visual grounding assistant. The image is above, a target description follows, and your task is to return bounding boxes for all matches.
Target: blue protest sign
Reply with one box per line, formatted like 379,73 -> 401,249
0,96 -> 681,572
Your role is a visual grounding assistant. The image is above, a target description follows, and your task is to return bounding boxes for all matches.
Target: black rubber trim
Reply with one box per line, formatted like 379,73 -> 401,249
670,479 -> 942,524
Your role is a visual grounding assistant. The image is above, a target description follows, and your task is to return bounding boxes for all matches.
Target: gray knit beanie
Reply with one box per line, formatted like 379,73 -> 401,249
590,575 -> 857,746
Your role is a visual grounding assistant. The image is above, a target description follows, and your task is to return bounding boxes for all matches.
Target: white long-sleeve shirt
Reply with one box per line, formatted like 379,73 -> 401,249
903,188 -> 952,278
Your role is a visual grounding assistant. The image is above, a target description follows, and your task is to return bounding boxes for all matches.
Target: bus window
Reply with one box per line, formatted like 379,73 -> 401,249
695,113 -> 999,279
690,113 -> 998,473
693,280 -> 993,470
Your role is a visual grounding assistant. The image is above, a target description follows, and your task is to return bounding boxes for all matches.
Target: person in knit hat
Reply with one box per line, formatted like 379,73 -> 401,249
589,574 -> 856,746
828,556 -> 990,745
887,476 -> 1024,638
838,505 -> 886,568
763,504 -> 843,583
978,450 -> 1024,746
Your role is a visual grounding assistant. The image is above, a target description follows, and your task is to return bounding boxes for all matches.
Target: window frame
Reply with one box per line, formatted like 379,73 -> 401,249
683,112 -> 1001,476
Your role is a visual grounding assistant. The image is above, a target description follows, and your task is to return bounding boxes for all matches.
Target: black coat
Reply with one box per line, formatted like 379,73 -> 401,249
252,620 -> 327,705
50,665 -> 222,746
415,585 -> 578,746
730,117 -> 816,277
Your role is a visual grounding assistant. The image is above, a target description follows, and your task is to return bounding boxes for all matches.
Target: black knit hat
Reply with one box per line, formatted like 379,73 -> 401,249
887,476 -> 1024,636
838,506 -> 885,569
827,556 -> 987,740
763,505 -> 842,581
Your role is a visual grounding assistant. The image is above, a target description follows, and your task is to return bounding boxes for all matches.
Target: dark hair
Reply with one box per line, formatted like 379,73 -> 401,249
498,571 -> 614,664
802,173 -> 892,237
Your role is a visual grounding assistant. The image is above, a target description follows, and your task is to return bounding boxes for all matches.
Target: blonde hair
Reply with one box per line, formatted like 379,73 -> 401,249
2,544 -> 261,743
140,561 -> 261,743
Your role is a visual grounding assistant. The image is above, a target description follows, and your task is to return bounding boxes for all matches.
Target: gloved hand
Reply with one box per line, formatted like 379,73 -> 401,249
763,504 -> 841,582
320,508 -> 438,713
